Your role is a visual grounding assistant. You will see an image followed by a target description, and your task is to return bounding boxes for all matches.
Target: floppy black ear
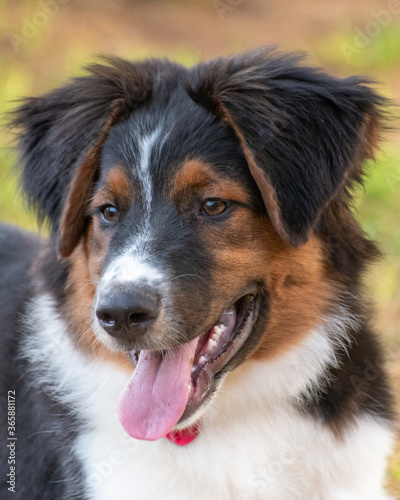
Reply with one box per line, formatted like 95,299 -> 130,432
187,48 -> 387,247
11,57 -> 158,255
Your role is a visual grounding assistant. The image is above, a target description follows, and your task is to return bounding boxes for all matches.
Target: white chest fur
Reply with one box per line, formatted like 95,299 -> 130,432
23,294 -> 394,500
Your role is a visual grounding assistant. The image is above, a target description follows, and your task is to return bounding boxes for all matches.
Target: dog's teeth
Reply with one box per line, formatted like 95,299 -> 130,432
212,324 -> 226,341
199,356 -> 206,364
207,339 -> 217,352
211,330 -> 220,341
214,326 -> 222,336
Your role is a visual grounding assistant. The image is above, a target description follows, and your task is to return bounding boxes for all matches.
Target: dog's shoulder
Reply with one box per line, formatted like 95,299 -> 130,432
0,223 -> 42,339
0,222 -> 41,273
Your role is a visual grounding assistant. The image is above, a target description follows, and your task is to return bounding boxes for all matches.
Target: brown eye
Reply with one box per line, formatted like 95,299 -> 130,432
101,205 -> 118,223
201,199 -> 230,217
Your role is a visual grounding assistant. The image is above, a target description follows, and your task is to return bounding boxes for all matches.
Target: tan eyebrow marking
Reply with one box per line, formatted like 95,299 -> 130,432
106,166 -> 133,199
171,159 -> 251,203
90,166 -> 134,212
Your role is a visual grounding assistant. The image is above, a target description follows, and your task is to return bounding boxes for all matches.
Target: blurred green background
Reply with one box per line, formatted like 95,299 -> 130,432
0,0 -> 399,494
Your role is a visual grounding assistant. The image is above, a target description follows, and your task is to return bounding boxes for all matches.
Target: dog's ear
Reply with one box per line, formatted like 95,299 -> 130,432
187,48 -> 386,247
11,57 -> 158,257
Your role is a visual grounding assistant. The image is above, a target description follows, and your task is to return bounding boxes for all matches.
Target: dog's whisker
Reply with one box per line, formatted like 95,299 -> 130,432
169,274 -> 205,283
64,279 -> 98,291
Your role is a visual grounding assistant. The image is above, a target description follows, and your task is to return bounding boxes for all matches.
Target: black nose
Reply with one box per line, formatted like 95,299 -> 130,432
96,285 -> 161,341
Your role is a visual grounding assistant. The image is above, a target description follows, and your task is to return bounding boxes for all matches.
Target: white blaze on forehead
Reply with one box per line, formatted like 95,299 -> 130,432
97,127 -> 167,292
137,127 -> 162,215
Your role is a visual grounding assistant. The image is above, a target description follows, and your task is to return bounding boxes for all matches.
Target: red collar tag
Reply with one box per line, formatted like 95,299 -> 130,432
166,424 -> 199,446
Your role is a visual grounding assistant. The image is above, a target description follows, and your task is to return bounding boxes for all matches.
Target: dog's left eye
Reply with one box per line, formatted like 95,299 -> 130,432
100,205 -> 118,223
201,199 -> 231,217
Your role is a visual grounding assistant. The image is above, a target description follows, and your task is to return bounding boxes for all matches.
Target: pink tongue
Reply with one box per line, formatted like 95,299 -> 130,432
117,338 -> 199,441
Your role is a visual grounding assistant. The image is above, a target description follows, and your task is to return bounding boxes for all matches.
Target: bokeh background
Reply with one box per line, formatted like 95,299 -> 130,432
1,0 -> 399,494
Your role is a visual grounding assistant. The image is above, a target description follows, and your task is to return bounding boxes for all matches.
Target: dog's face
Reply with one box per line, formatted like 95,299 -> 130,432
14,49 -> 384,441
90,109 -> 263,352
81,102 -> 273,433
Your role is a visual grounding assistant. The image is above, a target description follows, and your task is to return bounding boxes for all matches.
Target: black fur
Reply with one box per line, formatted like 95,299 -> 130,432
0,225 -> 85,499
300,297 -> 394,430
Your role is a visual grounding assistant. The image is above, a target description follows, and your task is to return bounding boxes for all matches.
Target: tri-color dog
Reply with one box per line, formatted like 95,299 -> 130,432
0,48 -> 395,499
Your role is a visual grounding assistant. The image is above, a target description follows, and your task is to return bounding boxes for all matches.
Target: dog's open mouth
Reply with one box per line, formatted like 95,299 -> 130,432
117,294 -> 259,442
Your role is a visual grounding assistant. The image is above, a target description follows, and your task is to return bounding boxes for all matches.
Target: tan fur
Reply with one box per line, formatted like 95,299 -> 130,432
171,159 -> 251,204
252,232 -> 335,360
172,159 -> 336,360
205,209 -> 335,361
106,167 -> 133,200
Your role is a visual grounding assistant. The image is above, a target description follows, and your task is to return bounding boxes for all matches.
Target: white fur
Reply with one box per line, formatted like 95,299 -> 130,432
22,294 -> 394,500
137,128 -> 161,215
97,128 -> 166,305
101,254 -> 164,286
95,250 -> 167,350
100,126 -> 165,291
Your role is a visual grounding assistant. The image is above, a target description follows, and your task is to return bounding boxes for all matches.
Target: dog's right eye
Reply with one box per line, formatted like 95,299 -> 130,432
100,205 -> 118,223
201,199 -> 231,217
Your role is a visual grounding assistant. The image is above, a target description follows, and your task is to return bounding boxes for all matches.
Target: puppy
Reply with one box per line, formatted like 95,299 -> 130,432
0,48 -> 395,499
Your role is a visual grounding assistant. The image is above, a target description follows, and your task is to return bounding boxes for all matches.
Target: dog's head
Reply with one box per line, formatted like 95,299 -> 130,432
13,49 -> 385,441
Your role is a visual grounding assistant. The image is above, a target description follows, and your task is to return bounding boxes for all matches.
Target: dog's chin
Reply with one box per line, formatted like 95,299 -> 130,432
125,293 -> 261,426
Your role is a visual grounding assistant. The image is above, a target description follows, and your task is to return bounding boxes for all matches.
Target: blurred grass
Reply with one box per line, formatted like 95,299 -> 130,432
357,148 -> 400,309
316,24 -> 400,72
0,1 -> 399,495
